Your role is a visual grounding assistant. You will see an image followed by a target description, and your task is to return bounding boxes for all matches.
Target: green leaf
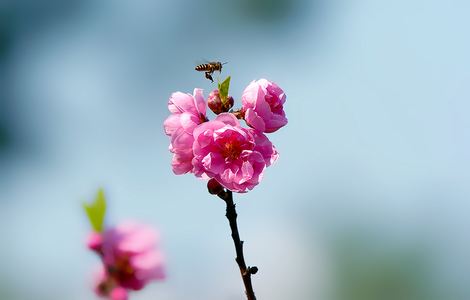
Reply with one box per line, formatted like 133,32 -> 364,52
83,188 -> 107,232
218,76 -> 231,101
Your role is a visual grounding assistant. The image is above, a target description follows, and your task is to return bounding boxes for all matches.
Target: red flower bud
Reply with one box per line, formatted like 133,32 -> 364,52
223,95 -> 234,112
208,90 -> 223,114
208,90 -> 234,114
87,232 -> 103,252
207,178 -> 224,195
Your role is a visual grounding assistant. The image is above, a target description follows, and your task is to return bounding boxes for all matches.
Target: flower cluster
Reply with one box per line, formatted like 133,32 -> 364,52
164,78 -> 287,193
87,222 -> 165,300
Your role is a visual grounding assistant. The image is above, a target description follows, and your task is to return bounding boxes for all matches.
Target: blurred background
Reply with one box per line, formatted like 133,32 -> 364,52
1,0 -> 469,299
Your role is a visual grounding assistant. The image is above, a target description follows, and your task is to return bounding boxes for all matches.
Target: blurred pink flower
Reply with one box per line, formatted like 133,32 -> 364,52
192,113 -> 276,192
241,79 -> 287,133
164,89 -> 207,174
88,222 -> 165,299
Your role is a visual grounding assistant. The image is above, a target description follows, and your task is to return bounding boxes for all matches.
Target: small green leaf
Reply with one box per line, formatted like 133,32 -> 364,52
83,188 -> 107,232
218,76 -> 231,101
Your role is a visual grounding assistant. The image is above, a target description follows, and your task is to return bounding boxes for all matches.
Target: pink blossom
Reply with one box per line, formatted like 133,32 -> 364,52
164,89 -> 207,174
241,79 -> 288,133
89,222 -> 165,299
192,113 -> 276,192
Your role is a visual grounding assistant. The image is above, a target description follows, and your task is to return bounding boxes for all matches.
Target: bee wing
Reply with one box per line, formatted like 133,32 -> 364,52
198,59 -> 224,64
195,59 -> 212,65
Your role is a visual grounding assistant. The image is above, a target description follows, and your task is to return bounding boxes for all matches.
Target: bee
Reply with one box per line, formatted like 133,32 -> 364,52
195,61 -> 227,82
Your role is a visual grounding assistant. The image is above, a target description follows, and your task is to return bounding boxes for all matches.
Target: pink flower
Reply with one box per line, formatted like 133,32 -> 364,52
164,89 -> 207,174
241,79 -> 288,133
192,113 -> 277,192
88,222 -> 165,299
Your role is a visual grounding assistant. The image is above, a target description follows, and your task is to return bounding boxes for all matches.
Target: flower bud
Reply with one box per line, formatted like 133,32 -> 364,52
207,178 -> 224,195
208,90 -> 234,114
87,232 -> 103,252
207,90 -> 223,114
223,95 -> 234,112
241,79 -> 287,133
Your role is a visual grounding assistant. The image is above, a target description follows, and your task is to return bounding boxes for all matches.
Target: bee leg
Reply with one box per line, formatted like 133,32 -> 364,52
205,72 -> 214,82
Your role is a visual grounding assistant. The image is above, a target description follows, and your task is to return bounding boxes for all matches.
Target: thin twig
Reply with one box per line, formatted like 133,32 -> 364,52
218,190 -> 257,300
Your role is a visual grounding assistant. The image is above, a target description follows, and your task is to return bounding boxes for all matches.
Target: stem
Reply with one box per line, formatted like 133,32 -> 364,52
218,190 -> 257,300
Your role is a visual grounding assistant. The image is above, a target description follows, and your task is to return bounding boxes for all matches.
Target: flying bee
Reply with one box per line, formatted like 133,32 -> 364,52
195,61 -> 227,82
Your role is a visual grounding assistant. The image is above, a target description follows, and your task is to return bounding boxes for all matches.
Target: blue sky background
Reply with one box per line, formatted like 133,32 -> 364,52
0,0 -> 469,299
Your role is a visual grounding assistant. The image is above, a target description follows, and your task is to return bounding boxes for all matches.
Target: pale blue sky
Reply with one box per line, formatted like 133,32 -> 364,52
0,0 -> 469,299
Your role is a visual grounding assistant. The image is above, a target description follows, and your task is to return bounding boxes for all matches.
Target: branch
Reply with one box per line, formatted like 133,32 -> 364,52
217,190 -> 257,300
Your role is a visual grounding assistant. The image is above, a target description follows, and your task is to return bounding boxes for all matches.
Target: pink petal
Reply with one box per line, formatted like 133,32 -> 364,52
201,152 -> 225,175
168,92 -> 196,114
253,86 -> 271,116
163,114 -> 181,136
193,88 -> 207,116
252,130 -> 279,166
115,223 -> 158,254
171,153 -> 194,174
214,113 -> 240,126
245,109 -> 266,132
110,287 -> 128,300
179,112 -> 199,132
239,160 -> 254,184
241,81 -> 258,108
192,120 -> 225,142
133,251 -> 166,281
265,115 -> 288,133
171,131 -> 194,151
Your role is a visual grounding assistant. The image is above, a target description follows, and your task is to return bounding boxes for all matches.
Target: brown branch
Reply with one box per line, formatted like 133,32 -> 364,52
217,190 -> 257,300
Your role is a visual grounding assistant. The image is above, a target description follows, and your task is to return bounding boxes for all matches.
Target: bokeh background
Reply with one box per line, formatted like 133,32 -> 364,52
1,0 -> 469,299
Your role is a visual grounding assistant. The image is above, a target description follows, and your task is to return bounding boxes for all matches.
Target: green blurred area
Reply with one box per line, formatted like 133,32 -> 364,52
0,9 -> 13,58
0,11 -> 12,152
0,126 -> 8,150
330,233 -> 443,300
232,0 -> 298,22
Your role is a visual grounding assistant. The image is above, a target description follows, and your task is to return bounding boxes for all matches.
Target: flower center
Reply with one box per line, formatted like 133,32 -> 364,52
199,113 -> 208,123
221,142 -> 242,161
97,277 -> 116,296
108,255 -> 135,278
